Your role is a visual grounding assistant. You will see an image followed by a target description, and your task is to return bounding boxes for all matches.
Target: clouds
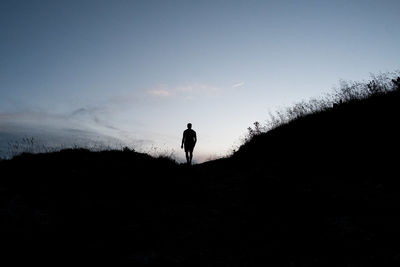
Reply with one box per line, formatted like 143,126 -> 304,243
147,88 -> 171,97
69,106 -> 111,128
145,81 -> 244,100
0,91 -> 167,159
232,82 -> 245,88
146,83 -> 221,98
71,107 -> 91,116
0,106 -> 125,158
0,109 -> 109,138
0,117 -> 125,159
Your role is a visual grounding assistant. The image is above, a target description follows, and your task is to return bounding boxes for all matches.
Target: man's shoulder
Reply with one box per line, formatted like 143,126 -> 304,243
184,129 -> 196,135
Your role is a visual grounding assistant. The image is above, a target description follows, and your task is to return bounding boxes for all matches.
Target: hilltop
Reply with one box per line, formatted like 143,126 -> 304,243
234,82 -> 399,175
1,78 -> 400,266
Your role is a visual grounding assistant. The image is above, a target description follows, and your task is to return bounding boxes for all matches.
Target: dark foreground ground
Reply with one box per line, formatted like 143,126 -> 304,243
1,89 -> 399,266
1,148 -> 399,267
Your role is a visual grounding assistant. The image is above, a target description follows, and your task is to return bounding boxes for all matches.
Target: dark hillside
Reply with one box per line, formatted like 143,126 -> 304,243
1,87 -> 400,266
234,88 -> 399,176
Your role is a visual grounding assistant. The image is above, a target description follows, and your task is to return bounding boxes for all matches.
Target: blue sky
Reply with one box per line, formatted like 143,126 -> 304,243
1,0 -> 399,161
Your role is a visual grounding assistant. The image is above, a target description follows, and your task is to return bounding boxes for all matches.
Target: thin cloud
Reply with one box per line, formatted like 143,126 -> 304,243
0,109 -> 134,159
147,89 -> 171,97
232,82 -> 245,88
146,83 -> 221,99
70,106 -> 106,118
71,108 -> 88,116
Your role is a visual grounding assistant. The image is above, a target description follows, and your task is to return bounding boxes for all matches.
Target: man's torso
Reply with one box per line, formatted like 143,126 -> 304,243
184,129 -> 196,145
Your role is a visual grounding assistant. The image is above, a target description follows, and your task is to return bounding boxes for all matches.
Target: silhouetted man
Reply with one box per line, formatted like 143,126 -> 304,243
181,123 -> 197,165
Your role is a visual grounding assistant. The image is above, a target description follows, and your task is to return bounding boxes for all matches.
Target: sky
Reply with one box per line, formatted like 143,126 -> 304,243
1,0 -> 400,162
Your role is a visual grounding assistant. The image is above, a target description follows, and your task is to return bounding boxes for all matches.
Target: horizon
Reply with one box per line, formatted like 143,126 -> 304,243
1,0 -> 400,162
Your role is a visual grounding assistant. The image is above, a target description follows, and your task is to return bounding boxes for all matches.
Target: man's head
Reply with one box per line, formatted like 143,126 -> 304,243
187,123 -> 192,129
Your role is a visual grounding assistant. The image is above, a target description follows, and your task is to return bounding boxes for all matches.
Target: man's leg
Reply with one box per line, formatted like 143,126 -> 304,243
185,151 -> 190,164
189,151 -> 193,164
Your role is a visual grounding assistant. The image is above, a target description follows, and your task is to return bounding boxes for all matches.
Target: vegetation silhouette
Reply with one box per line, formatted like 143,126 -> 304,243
1,73 -> 400,266
181,123 -> 197,165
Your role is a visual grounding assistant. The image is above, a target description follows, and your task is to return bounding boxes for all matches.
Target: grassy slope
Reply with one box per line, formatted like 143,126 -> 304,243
234,89 -> 399,174
1,90 -> 399,266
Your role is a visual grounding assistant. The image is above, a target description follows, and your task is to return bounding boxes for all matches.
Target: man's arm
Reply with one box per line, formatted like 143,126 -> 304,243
193,132 -> 197,146
181,131 -> 185,148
